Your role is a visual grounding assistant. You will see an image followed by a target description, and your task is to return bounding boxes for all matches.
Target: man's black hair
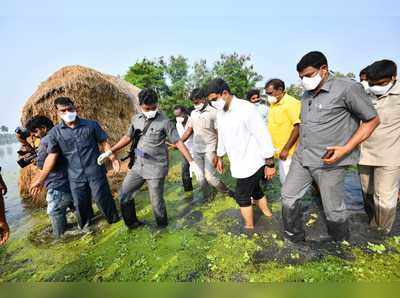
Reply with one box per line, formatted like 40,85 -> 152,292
26,115 -> 54,132
359,66 -> 369,78
54,97 -> 75,109
205,78 -> 231,96
174,105 -> 188,115
189,87 -> 204,101
138,88 -> 158,105
366,59 -> 397,82
265,78 -> 285,91
296,51 -> 328,72
246,89 -> 260,100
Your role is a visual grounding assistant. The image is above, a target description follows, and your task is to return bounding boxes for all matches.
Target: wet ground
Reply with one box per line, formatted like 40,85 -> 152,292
1,147 -> 400,281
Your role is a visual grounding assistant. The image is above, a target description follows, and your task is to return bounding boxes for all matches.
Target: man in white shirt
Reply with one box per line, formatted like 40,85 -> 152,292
206,78 -> 276,230
173,105 -> 193,192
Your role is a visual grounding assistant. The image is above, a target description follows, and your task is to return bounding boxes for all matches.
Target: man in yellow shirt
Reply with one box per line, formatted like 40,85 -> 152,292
265,79 -> 301,184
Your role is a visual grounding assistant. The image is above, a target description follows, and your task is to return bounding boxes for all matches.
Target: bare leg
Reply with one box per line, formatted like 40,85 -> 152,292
254,197 -> 272,218
240,206 -> 254,229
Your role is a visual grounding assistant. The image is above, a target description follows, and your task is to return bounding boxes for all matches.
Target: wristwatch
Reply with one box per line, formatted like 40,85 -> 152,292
265,158 -> 275,168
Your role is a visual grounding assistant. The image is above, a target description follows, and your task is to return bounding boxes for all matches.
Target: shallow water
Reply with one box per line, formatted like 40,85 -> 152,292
0,143 -> 40,238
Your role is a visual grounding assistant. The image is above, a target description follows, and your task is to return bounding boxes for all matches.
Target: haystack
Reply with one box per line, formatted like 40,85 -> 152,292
19,65 -> 141,202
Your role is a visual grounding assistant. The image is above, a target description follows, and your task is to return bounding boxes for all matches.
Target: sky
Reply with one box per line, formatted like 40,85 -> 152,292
1,0 -> 399,128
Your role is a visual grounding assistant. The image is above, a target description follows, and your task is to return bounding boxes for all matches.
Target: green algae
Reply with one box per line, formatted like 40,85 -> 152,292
0,151 -> 400,282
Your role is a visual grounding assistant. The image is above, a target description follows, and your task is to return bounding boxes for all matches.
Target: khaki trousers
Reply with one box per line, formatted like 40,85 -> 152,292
358,165 -> 400,233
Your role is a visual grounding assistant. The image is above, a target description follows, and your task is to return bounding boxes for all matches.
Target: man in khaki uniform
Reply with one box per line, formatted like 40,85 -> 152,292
359,59 -> 400,234
181,88 -> 234,199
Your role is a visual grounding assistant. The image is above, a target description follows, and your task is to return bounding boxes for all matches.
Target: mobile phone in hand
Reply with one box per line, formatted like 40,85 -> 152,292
321,149 -> 335,160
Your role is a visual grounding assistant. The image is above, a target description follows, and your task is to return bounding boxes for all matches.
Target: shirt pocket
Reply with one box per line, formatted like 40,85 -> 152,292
270,110 -> 286,125
309,103 -> 338,124
76,127 -> 96,149
200,116 -> 213,129
144,127 -> 165,145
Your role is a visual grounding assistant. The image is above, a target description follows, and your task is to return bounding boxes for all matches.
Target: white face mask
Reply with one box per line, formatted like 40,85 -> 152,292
176,116 -> 184,123
212,98 -> 226,111
60,111 -> 77,123
267,95 -> 278,105
361,80 -> 370,92
143,109 -> 158,119
194,103 -> 204,111
369,82 -> 393,96
301,72 -> 323,91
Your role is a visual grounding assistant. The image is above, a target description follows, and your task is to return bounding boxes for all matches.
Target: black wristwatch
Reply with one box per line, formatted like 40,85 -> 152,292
265,158 -> 275,168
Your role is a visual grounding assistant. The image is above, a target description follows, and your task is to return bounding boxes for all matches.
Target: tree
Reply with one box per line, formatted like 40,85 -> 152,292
0,126 -> 8,133
160,55 -> 192,118
212,53 -> 263,98
286,84 -> 303,100
190,59 -> 213,90
124,58 -> 168,97
332,71 -> 356,79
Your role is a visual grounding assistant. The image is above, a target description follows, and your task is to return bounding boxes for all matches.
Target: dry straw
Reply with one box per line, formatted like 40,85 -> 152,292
19,65 -> 140,202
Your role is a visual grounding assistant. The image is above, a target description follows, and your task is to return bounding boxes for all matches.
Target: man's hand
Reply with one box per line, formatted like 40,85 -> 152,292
264,166 -> 276,181
110,156 -> 120,175
216,157 -> 224,174
279,149 -> 289,161
30,176 -> 44,197
0,221 -> 9,245
0,180 -> 7,196
189,161 -> 204,182
322,146 -> 350,165
97,150 -> 113,166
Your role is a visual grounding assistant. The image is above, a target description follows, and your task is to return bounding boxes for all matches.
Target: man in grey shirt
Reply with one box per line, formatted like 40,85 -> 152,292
98,88 -> 202,229
281,51 -> 380,244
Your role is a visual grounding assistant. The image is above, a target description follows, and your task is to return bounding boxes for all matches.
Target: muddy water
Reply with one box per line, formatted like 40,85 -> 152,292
0,143 -> 41,238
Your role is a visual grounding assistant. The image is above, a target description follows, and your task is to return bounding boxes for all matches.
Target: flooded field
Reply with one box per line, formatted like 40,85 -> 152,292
0,146 -> 399,282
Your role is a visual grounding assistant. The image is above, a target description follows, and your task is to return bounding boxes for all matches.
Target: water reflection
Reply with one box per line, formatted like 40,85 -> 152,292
0,143 -> 40,237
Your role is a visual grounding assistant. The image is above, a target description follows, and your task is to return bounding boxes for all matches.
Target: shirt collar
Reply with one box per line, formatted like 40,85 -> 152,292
319,74 -> 335,92
227,96 -> 238,111
274,93 -> 288,106
387,80 -> 400,96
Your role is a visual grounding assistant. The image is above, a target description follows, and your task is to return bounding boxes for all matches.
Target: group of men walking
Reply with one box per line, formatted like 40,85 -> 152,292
18,50 -> 398,249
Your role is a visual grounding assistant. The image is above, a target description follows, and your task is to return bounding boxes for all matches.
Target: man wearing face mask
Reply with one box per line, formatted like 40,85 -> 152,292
98,88 -> 203,229
265,79 -> 301,184
207,78 -> 276,230
358,59 -> 400,234
180,88 -> 235,200
30,97 -> 120,230
360,67 -> 371,94
281,51 -> 380,245
27,116 -> 74,238
173,105 -> 193,192
246,89 -> 269,123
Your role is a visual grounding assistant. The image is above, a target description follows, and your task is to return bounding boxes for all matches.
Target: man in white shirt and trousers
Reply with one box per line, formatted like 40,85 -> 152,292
206,78 -> 276,230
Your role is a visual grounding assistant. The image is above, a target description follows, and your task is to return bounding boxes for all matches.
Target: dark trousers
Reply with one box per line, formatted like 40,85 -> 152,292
181,157 -> 193,192
70,176 -> 119,228
120,168 -> 167,227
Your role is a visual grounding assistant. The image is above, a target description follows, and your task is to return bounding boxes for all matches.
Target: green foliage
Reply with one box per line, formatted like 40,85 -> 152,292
124,53 -> 263,118
124,58 -> 168,97
332,71 -> 356,79
159,55 -> 192,119
213,53 -> 263,98
286,83 -> 303,100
